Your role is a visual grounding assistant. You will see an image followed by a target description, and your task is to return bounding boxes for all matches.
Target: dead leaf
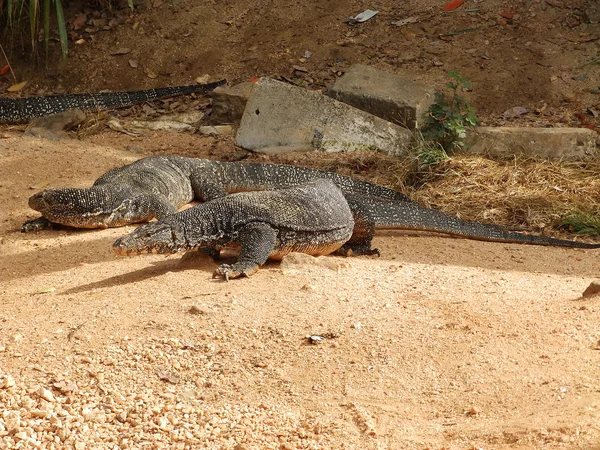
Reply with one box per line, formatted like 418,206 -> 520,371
157,371 -> 180,384
129,59 -> 139,68
7,81 -> 27,92
75,39 -> 85,45
29,180 -> 50,189
145,68 -> 158,79
392,16 -> 418,27
0,65 -> 10,76
292,65 -> 309,73
110,47 -> 131,56
72,13 -> 87,31
442,0 -> 464,11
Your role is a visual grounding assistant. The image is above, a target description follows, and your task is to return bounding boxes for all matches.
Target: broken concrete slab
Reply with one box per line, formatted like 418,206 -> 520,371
466,127 -> 599,160
326,64 -> 435,129
235,78 -> 412,156
211,82 -> 255,124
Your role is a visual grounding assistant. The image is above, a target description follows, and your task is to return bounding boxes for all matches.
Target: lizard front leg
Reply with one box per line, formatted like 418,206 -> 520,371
21,216 -> 54,232
212,222 -> 277,281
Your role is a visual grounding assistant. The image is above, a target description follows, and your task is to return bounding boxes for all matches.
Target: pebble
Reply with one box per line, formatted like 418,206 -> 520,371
0,375 -> 15,389
37,387 -> 55,402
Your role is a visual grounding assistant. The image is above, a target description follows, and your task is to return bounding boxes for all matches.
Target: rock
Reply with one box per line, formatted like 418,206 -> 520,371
211,82 -> 255,124
586,5 -> 600,23
198,125 -> 233,136
24,109 -> 86,141
235,78 -> 412,156
582,280 -> 600,298
131,111 -> 204,131
280,252 -> 346,275
326,64 -> 435,129
37,387 -> 55,402
466,127 -> 599,160
0,375 -> 15,389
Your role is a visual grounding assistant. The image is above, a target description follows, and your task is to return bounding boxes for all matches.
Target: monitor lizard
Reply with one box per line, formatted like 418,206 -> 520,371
113,179 -> 356,280
113,181 -> 600,281
21,155 -> 411,232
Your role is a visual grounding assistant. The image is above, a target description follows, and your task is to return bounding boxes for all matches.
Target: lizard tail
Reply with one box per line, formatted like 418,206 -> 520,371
349,196 -> 600,249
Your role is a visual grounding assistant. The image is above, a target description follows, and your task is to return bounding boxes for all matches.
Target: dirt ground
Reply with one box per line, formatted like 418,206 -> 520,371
2,0 -> 600,128
1,136 -> 599,449
2,0 -> 600,448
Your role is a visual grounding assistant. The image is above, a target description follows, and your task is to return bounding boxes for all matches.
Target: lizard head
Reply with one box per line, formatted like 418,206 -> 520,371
28,188 -> 152,228
113,221 -> 187,256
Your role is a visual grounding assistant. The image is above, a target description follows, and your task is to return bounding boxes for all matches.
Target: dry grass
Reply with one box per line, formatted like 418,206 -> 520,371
411,155 -> 600,234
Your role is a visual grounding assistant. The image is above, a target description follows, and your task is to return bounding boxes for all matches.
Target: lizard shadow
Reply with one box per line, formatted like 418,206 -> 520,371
1,230 -> 126,283
371,231 -> 600,278
62,251 -> 229,294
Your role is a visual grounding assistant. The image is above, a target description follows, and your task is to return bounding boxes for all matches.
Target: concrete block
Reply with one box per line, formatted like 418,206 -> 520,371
211,82 -> 255,124
235,78 -> 412,156
466,127 -> 599,160
326,64 -> 435,129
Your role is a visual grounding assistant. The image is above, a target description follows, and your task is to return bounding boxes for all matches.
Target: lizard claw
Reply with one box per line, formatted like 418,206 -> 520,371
212,264 -> 231,282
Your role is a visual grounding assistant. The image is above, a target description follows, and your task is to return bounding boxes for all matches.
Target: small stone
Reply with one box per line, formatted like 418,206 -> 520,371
467,406 -> 480,416
0,375 -> 15,388
30,410 -> 50,419
14,431 -> 29,441
307,335 -> 324,345
37,387 -> 55,402
583,280 -> 600,298
198,125 -> 233,136
4,412 -> 20,433
300,284 -> 317,292
188,306 -> 205,315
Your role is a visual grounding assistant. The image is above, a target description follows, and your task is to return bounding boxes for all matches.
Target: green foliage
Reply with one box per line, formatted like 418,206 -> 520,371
412,130 -> 449,171
558,211 -> 600,236
1,0 -> 69,58
421,70 -> 478,152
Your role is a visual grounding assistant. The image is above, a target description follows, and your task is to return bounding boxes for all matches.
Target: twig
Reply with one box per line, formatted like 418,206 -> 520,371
0,44 -> 17,83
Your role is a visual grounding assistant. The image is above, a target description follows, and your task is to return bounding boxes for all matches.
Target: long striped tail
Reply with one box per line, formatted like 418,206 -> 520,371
0,79 -> 226,123
348,195 -> 600,249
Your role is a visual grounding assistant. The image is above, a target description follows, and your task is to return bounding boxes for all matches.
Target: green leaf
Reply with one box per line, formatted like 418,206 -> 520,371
54,0 -> 68,58
30,0 -> 39,49
43,0 -> 49,57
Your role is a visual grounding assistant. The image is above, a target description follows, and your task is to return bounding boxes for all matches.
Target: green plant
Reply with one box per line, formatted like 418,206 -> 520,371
558,211 -> 600,236
1,0 -> 68,58
412,129 -> 449,171
421,70 -> 478,152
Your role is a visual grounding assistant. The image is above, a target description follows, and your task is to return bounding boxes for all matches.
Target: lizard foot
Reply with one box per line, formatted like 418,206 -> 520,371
212,264 -> 259,281
21,217 -> 53,233
337,245 -> 381,257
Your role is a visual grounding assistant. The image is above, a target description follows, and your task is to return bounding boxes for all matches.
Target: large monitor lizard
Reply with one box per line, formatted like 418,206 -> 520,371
113,179 -> 356,280
0,80 -> 225,123
21,155 -> 411,232
113,180 -> 600,281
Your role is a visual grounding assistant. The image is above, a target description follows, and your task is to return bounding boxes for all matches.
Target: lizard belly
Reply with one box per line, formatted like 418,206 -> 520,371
267,228 -> 352,261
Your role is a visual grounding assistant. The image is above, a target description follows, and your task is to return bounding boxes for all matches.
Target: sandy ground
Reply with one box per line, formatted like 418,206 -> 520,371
0,134 -> 599,449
